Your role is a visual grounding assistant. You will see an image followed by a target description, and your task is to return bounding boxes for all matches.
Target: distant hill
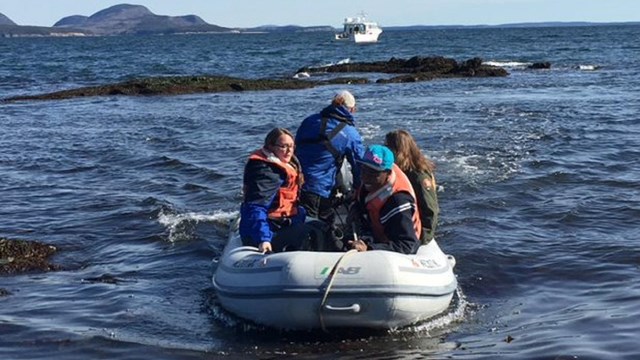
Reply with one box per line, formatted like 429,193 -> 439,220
1,4 -> 334,37
0,12 -> 17,26
492,21 -> 640,28
52,4 -> 228,35
54,15 -> 89,28
1,11 -> 86,38
385,21 -> 640,31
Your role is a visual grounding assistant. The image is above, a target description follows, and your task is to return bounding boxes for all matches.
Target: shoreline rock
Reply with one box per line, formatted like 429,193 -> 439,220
3,56 -> 508,102
298,56 -> 509,83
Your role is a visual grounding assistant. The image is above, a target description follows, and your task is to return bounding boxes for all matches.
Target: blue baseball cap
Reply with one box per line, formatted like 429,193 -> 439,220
358,145 -> 394,172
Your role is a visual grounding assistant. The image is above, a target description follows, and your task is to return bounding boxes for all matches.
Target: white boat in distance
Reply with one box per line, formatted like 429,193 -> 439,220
334,14 -> 382,43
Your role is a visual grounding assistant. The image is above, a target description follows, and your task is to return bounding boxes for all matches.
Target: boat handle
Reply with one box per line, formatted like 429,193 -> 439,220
447,255 -> 456,268
323,304 -> 361,313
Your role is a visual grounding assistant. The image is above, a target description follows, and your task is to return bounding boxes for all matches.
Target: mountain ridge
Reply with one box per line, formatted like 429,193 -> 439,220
0,12 -> 17,26
52,4 -> 228,35
0,4 -> 335,36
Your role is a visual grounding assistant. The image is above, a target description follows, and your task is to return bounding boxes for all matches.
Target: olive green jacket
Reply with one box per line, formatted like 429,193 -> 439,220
406,169 -> 439,243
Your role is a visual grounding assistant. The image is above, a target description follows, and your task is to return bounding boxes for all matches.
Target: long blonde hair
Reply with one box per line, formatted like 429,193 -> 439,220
385,129 -> 435,174
263,128 -> 304,186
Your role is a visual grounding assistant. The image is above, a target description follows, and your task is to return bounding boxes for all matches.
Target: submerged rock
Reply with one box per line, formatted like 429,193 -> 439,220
529,62 -> 551,69
81,274 -> 126,284
0,237 -> 58,275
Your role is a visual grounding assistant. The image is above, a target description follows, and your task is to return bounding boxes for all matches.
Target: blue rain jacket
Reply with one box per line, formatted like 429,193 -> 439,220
295,105 -> 365,198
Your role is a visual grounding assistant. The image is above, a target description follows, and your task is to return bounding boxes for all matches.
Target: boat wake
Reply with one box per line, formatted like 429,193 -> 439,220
391,286 -> 471,335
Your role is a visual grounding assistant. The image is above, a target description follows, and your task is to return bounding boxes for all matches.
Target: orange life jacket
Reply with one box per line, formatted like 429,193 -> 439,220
362,164 -> 422,243
248,149 -> 300,220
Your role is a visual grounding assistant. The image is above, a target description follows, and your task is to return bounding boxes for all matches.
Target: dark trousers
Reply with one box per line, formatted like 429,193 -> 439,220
241,221 -> 309,252
241,220 -> 345,252
299,191 -> 335,224
300,191 -> 349,251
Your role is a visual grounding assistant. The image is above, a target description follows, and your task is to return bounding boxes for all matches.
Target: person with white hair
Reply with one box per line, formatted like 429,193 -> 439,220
294,90 -> 365,247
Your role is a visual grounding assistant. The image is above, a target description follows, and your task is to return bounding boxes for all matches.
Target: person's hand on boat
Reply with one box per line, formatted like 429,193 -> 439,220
348,237 -> 370,252
259,241 -> 273,254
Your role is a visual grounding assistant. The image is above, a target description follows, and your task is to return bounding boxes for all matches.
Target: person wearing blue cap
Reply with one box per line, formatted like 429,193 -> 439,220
348,145 -> 422,254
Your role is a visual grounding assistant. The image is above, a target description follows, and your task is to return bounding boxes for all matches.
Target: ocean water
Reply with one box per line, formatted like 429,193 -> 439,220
1,25 -> 639,359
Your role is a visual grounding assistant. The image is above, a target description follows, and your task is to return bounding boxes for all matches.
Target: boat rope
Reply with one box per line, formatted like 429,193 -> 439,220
318,248 -> 357,333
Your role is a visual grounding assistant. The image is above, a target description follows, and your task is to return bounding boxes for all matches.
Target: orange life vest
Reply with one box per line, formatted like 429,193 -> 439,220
362,164 -> 422,243
248,149 -> 300,220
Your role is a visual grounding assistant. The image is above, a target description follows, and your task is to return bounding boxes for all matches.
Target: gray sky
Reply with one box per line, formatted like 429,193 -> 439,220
1,0 -> 638,27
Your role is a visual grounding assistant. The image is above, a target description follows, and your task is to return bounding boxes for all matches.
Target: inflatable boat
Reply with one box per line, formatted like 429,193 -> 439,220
212,217 -> 457,330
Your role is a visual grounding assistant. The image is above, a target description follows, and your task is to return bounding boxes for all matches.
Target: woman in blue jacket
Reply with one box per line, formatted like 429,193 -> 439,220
239,128 -> 308,253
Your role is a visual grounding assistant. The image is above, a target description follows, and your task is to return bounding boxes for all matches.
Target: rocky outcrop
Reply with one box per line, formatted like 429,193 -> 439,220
528,62 -> 551,69
297,56 -> 509,83
0,238 -> 58,275
0,25 -> 86,37
3,56 -> 507,102
4,76 -> 319,101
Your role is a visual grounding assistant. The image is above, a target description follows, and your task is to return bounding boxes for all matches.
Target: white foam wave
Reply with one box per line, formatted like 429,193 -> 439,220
210,302 -> 270,332
577,64 -> 600,71
293,71 -> 310,79
358,123 -> 382,141
391,286 -> 472,335
210,304 -> 242,328
315,58 -> 351,68
444,151 -> 520,186
484,60 -> 531,68
158,209 -> 237,226
158,209 -> 238,243
448,154 -> 485,176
